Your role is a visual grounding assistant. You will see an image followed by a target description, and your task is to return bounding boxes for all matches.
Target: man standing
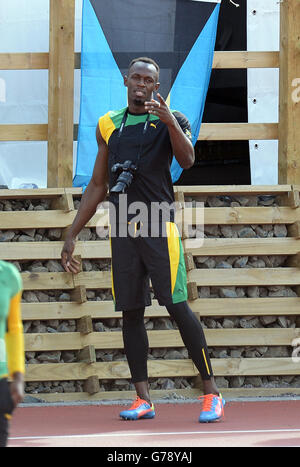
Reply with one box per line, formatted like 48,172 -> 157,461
61,57 -> 225,423
0,260 -> 25,447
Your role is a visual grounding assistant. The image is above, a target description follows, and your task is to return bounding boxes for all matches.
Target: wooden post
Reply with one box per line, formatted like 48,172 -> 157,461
278,0 -> 300,184
48,0 -> 75,187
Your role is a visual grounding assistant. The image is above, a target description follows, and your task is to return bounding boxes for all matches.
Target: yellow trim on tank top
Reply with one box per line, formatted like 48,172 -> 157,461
98,113 -> 116,145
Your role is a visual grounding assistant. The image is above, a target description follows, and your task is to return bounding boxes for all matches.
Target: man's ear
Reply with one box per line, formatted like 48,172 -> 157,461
124,75 -> 128,87
155,81 -> 160,92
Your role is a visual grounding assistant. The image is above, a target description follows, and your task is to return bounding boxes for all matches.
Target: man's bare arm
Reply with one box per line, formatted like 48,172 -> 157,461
61,125 -> 109,273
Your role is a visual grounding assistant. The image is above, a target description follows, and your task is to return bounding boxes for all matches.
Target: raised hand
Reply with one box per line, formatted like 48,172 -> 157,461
144,93 -> 175,126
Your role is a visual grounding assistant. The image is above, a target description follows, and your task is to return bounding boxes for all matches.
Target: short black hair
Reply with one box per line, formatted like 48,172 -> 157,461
128,57 -> 160,76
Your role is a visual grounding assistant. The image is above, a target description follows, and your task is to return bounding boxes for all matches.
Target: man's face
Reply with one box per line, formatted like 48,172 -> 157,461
124,61 -> 160,108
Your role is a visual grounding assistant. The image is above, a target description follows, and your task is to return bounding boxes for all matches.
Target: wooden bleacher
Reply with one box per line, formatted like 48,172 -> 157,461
1,185 -> 300,401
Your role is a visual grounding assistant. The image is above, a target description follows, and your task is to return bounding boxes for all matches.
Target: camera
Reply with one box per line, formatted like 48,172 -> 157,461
110,160 -> 137,193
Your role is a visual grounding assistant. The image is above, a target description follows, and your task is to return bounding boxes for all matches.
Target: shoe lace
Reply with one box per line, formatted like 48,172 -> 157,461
129,397 -> 144,410
198,393 -> 224,418
198,394 -> 215,412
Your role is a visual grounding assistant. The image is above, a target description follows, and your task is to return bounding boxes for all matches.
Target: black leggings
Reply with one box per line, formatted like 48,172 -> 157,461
0,414 -> 8,448
122,301 -> 213,383
0,378 -> 14,448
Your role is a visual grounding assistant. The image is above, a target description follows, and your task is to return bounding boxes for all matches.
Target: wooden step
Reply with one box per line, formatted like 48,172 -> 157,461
24,328 -> 300,352
175,185 -> 293,196
0,206 -> 298,230
188,267 -> 300,287
0,187 -> 82,199
26,386 -> 300,403
184,237 -> 300,256
24,357 -> 300,382
21,297 -> 300,321
1,237 -> 299,262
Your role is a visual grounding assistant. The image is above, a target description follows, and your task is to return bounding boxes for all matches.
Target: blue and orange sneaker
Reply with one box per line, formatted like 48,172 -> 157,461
119,397 -> 155,420
198,393 -> 225,423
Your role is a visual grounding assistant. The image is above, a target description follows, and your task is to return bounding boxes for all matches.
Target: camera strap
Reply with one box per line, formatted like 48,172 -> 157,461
117,108 -> 151,166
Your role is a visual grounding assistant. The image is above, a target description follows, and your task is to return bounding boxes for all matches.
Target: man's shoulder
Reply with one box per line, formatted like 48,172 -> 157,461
98,108 -> 127,144
99,107 -> 127,122
170,109 -> 190,125
170,110 -> 192,139
171,109 -> 189,123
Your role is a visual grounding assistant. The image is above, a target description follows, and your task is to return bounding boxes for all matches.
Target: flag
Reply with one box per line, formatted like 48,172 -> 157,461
74,0 -> 221,189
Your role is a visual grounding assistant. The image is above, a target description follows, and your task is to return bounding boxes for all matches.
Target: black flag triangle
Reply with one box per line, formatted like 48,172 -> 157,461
89,0 -> 216,97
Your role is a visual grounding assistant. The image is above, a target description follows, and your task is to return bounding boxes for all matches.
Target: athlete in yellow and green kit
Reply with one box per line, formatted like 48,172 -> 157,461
0,260 -> 25,447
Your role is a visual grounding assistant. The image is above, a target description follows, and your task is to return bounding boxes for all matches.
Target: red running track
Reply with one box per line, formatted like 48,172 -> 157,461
7,400 -> 300,447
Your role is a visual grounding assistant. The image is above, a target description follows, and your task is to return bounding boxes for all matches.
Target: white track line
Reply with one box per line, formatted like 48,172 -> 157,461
9,428 -> 300,441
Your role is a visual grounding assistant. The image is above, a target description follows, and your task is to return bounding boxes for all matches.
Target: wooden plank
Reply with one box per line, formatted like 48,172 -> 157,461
70,285 -> 87,304
77,315 -> 93,334
278,0 -> 300,184
21,271 -> 111,290
198,123 -> 278,141
77,345 -> 96,364
50,189 -> 75,212
24,328 -> 300,352
213,357 -> 300,377
21,301 -> 121,321
47,0 -> 75,187
184,237 -> 300,256
25,360 -> 196,381
79,241 -> 111,259
0,53 -> 49,69
0,124 -> 48,141
0,241 -> 111,261
20,297 -> 300,321
287,221 -> 300,238
0,210 -> 77,229
278,190 -> 300,208
1,242 -> 67,262
17,267 -> 300,292
0,188 -> 81,200
73,271 -> 111,289
83,375 -> 100,394
24,357 -> 300,382
22,272 -> 75,290
191,297 -> 300,317
187,282 -> 198,301
0,123 -> 279,143
176,206 -> 299,225
0,206 -> 297,232
26,387 -> 300,403
0,188 -> 65,199
176,185 -> 293,196
0,209 -> 108,230
0,51 -> 279,71
212,51 -> 279,69
188,267 -> 300,287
